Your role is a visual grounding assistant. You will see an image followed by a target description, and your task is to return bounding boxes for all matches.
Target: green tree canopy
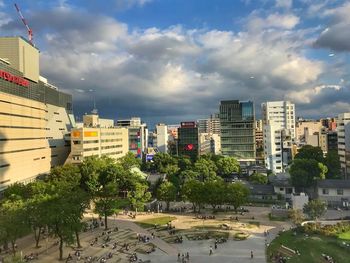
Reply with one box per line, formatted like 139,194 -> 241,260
194,158 -> 217,182
303,199 -> 326,220
179,170 -> 199,185
249,173 -> 268,184
119,152 -> 141,170
157,181 -> 177,211
325,150 -> 342,179
128,182 -> 151,214
225,182 -> 249,212
182,180 -> 205,213
295,145 -> 325,163
216,156 -> 240,177
152,153 -> 178,173
203,180 -> 225,210
290,159 -> 325,188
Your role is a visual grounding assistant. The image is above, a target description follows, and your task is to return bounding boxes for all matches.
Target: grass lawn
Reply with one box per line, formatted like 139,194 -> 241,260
338,231 -> 350,240
267,230 -> 350,263
136,216 -> 176,228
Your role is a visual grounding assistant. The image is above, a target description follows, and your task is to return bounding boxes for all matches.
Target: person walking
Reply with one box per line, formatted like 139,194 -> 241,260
210,246 -> 213,255
251,250 -> 254,259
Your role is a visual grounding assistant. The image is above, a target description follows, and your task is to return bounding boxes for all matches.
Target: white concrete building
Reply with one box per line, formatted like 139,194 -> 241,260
337,113 -> 350,179
155,123 -> 168,153
262,101 -> 295,173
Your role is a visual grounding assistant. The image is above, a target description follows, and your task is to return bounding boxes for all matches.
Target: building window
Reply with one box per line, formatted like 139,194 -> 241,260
337,189 -> 343,195
322,189 -> 329,195
279,188 -> 284,191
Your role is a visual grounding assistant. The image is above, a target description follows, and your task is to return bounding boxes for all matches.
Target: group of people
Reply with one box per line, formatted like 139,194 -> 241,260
196,215 -> 216,220
23,253 -> 39,262
177,252 -> 190,262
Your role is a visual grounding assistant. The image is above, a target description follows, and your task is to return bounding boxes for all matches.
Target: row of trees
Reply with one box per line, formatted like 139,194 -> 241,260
0,153 -> 150,261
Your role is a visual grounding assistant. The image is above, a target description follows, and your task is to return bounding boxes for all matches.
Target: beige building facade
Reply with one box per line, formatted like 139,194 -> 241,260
0,37 -> 74,191
70,114 -> 129,163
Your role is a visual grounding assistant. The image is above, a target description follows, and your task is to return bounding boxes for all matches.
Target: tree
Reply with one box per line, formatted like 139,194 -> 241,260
194,158 -> 217,182
288,209 -> 305,225
119,152 -> 141,170
249,173 -> 268,184
179,170 -> 199,185
152,153 -> 177,173
290,159 -> 325,188
216,157 -> 240,177
182,180 -> 205,213
176,156 -> 192,171
325,150 -> 342,179
128,182 -> 151,214
225,183 -> 249,212
0,200 -> 29,256
303,199 -> 326,220
203,180 -> 225,211
157,181 -> 177,211
295,145 -> 325,163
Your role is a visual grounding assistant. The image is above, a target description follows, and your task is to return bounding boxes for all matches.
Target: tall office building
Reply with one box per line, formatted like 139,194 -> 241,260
178,122 -> 199,160
197,119 -> 209,134
70,113 -> 129,163
262,101 -> 295,173
117,117 -> 148,158
255,120 -> 264,164
197,114 -> 221,135
0,37 -> 74,191
155,123 -> 168,153
337,113 -> 350,179
219,100 -> 255,162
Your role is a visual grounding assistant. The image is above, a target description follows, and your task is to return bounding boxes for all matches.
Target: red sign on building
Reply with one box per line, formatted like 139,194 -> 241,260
0,70 -> 29,87
180,121 -> 196,128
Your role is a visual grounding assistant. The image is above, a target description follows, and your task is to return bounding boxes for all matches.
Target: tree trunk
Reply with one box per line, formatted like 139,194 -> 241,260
59,236 -> 63,261
104,213 -> 108,230
11,240 -> 16,256
75,231 -> 81,248
34,227 -> 42,248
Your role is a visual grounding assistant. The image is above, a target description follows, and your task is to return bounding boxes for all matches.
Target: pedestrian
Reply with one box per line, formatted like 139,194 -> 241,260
251,250 -> 254,259
186,252 -> 189,259
178,252 -> 181,261
214,243 -> 217,249
210,246 -> 213,255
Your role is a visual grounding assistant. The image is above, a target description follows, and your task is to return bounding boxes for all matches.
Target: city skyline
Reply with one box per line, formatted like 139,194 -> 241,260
0,0 -> 349,126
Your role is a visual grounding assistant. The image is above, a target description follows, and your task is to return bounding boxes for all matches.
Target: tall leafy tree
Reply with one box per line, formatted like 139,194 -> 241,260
194,158 -> 217,182
295,145 -> 325,163
119,152 -> 141,170
290,159 -> 325,188
176,156 -> 192,171
303,200 -> 326,220
157,181 -> 177,211
152,153 -> 178,173
325,150 -> 342,179
225,183 -> 249,212
216,156 -> 240,177
182,180 -> 205,213
128,182 -> 151,214
179,170 -> 199,185
203,180 -> 225,211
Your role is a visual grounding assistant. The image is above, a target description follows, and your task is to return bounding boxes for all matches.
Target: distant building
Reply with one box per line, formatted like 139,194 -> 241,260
199,133 -> 221,155
219,100 -> 255,162
296,120 -> 322,143
337,113 -> 350,179
317,179 -> 350,207
155,123 -> 168,153
255,120 -> 264,165
177,122 -> 199,160
262,101 -> 295,173
197,119 -> 209,134
70,113 -> 129,163
327,131 -> 338,152
117,117 -> 148,158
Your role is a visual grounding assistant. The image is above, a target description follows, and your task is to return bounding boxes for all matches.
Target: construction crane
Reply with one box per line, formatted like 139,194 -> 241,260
14,3 -> 33,46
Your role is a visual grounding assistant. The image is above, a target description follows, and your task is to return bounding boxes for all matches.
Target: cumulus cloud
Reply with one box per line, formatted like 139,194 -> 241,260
275,0 -> 293,9
314,2 -> 350,51
0,2 -> 340,123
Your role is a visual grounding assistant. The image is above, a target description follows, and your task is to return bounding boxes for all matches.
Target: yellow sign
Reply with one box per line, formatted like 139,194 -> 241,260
84,131 -> 98,137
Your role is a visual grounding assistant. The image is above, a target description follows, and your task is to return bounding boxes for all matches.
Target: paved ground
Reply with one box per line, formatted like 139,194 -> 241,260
0,206 -> 292,262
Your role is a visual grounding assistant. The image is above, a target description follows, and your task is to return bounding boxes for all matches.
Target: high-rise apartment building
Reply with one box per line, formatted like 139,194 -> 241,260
255,120 -> 264,164
177,122 -> 199,160
155,123 -> 168,153
70,113 -> 129,163
337,113 -> 350,179
219,100 -> 255,161
0,37 -> 74,191
262,101 -> 295,173
197,114 -> 221,135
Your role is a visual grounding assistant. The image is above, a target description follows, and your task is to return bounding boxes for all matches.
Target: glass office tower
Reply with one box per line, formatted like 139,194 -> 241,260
219,100 -> 256,161
177,122 -> 199,160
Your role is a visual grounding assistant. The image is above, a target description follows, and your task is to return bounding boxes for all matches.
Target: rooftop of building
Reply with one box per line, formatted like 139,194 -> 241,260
317,179 -> 350,189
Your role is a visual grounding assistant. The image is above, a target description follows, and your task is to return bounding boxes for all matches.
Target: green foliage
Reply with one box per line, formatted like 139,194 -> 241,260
119,152 -> 141,170
203,180 -> 225,210
179,170 -> 199,185
249,173 -> 268,184
225,182 -> 250,211
194,158 -> 218,181
152,153 -> 177,173
156,181 -> 177,210
182,180 -> 205,212
290,159 -> 325,188
176,156 -> 192,171
127,182 -> 151,213
295,145 -> 325,163
303,199 -> 327,220
288,209 -> 305,225
216,156 -> 240,177
325,150 -> 342,179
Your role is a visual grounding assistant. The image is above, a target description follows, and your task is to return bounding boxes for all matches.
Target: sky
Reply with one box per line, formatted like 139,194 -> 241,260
1,0 -> 350,127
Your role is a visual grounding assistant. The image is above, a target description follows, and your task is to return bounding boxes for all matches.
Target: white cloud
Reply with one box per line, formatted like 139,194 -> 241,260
275,0 -> 293,9
247,12 -> 300,31
286,85 -> 341,103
